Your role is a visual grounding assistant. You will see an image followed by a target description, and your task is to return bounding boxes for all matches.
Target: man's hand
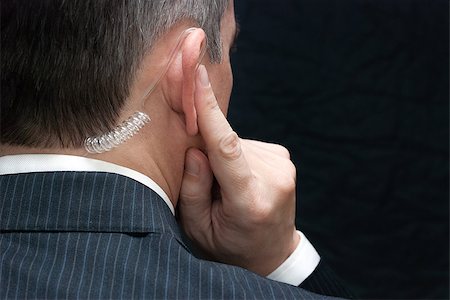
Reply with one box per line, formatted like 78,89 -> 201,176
178,65 -> 300,276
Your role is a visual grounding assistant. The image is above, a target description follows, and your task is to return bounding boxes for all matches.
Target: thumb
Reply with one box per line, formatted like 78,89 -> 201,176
194,65 -> 252,196
178,148 -> 214,233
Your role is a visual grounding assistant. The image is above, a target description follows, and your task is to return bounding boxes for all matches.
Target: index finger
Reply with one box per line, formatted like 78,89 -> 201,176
194,65 -> 252,194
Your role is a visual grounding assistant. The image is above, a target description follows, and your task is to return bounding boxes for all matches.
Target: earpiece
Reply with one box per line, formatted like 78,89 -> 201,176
139,27 -> 207,106
83,28 -> 207,154
84,111 -> 150,153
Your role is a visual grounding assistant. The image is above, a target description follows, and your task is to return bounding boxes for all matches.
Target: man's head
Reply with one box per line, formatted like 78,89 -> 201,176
1,0 -> 235,149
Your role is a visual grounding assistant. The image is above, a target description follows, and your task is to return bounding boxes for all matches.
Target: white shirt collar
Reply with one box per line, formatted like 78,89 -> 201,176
0,154 -> 175,215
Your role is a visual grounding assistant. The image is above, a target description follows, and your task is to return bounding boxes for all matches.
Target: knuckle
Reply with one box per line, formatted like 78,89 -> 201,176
248,187 -> 274,224
179,191 -> 202,204
264,142 -> 290,159
288,161 -> 297,179
283,177 -> 296,194
275,144 -> 291,159
248,203 -> 272,225
275,173 -> 296,197
256,206 -> 273,224
283,148 -> 291,160
180,184 -> 207,204
219,131 -> 242,160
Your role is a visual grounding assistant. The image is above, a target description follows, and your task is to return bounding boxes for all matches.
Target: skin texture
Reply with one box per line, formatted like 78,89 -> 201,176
1,0 -> 300,276
178,65 -> 300,275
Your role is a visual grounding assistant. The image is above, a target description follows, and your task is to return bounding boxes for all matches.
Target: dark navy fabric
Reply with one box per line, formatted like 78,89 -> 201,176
300,260 -> 353,298
1,171 -> 342,299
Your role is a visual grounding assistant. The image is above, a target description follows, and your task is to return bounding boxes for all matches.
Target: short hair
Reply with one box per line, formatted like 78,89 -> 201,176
1,0 -> 229,148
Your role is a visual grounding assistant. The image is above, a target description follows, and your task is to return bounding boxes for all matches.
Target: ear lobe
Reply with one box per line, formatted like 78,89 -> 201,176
181,29 -> 207,136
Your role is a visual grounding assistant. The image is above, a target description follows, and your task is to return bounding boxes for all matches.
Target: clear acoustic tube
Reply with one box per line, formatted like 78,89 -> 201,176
83,27 -> 207,154
84,111 -> 150,154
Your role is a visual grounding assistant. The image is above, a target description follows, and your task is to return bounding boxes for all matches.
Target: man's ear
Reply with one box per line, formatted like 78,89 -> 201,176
181,29 -> 206,136
165,28 -> 206,136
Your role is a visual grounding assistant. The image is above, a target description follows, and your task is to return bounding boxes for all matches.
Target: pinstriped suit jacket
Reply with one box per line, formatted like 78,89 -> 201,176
1,171 -> 343,299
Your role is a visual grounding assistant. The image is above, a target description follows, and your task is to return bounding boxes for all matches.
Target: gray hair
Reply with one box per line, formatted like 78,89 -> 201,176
1,0 -> 229,148
143,0 -> 229,63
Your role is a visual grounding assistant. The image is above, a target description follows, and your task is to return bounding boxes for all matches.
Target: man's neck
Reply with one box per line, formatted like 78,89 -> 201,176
0,141 -> 186,208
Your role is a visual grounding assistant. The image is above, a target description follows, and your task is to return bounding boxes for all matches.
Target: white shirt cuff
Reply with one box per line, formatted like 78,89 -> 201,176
266,230 -> 320,286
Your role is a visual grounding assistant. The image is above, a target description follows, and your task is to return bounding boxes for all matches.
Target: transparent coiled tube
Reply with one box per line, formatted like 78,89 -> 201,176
83,28 -> 206,154
84,112 -> 150,153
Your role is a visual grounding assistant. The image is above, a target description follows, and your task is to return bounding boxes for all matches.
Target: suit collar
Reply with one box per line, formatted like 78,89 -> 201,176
0,172 -> 183,242
0,154 -> 175,214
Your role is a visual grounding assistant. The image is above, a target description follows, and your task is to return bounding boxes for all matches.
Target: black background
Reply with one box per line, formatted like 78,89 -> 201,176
229,0 -> 449,299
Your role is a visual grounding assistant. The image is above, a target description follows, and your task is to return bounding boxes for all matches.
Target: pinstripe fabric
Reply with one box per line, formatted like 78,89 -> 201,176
1,172 -> 340,299
300,260 -> 354,298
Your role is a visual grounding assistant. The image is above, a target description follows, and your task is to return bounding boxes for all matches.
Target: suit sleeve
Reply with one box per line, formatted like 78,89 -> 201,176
300,259 -> 355,298
267,230 -> 354,298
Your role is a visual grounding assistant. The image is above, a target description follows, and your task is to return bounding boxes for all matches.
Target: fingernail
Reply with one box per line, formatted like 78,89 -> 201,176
185,153 -> 200,176
198,65 -> 210,87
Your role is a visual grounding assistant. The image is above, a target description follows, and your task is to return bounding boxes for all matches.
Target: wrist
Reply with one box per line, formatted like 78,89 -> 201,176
270,229 -> 301,274
250,229 -> 301,276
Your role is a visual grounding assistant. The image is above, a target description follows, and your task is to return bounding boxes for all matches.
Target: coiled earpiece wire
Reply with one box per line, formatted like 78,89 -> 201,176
84,27 -> 208,154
